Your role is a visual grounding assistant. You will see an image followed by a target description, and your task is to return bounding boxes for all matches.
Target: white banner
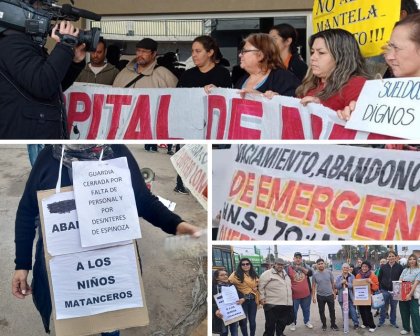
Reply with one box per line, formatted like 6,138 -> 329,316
41,190 -> 129,256
171,144 -> 207,210
72,157 -> 141,247
215,144 -> 420,241
65,85 -> 399,140
346,78 -> 420,139
50,244 -> 142,319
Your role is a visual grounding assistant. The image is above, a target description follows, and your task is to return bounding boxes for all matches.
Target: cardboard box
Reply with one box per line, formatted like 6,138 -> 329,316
393,281 -> 412,301
38,187 -> 149,336
353,279 -> 372,306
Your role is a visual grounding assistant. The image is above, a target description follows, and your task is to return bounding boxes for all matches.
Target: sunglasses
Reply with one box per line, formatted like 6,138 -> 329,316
241,262 -> 250,266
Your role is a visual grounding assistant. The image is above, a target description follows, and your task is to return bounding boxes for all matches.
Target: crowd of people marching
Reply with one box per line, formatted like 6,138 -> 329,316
212,251 -> 420,336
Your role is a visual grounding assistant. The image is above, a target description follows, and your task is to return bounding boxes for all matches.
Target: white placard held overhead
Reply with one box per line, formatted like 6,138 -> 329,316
41,190 -> 130,256
50,244 -> 143,320
72,157 -> 141,247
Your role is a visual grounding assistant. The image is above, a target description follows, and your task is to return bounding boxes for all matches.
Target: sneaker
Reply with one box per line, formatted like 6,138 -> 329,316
391,324 -> 399,329
354,325 -> 359,330
305,322 -> 313,329
369,328 -> 376,332
322,324 -> 327,331
400,330 -> 409,335
331,325 -> 339,331
290,324 -> 296,331
167,150 -> 174,155
361,325 -> 366,329
174,187 -> 189,195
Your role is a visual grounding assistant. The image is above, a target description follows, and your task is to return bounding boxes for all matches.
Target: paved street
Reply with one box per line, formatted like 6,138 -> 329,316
0,145 -> 207,336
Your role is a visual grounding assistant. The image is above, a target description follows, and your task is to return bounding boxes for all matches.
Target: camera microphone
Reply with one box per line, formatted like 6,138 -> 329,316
60,4 -> 102,21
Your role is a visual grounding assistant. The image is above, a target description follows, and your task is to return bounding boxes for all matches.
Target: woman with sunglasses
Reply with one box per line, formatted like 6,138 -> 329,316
233,33 -> 300,99
229,258 -> 260,336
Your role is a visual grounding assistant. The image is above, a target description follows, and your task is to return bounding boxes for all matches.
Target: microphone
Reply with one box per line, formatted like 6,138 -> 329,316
60,4 -> 102,21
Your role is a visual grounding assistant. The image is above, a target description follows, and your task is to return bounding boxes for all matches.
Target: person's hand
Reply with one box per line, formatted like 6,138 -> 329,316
12,270 -> 32,299
263,90 -> 279,99
312,296 -> 317,303
73,43 -> 86,63
204,84 -> 217,94
51,21 -> 79,44
237,298 -> 245,305
337,100 -> 357,121
260,299 -> 266,305
238,88 -> 261,99
176,221 -> 200,237
300,96 -> 321,106
215,309 -> 223,319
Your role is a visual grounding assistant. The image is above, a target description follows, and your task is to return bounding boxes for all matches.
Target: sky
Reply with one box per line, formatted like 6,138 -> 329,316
232,244 -> 420,262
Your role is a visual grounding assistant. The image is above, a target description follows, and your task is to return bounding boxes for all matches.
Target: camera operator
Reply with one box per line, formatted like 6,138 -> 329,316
0,5 -> 86,139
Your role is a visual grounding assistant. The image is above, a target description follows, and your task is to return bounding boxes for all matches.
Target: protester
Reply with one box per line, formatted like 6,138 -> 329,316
75,38 -> 119,85
212,269 -> 244,336
287,252 -> 313,331
269,23 -> 308,81
233,33 -> 300,98
378,251 -> 404,328
259,258 -> 293,336
113,38 -> 178,88
0,18 -> 86,139
335,263 -> 360,330
338,13 -> 420,120
355,260 -> 379,332
228,258 -> 260,336
399,254 -> 420,336
353,258 -> 363,277
178,35 -> 232,89
297,28 -> 370,113
374,258 -> 388,317
312,258 -> 338,331
11,145 -> 200,335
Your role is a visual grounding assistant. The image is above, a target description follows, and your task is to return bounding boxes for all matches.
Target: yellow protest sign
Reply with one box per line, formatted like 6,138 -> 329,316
313,0 -> 401,57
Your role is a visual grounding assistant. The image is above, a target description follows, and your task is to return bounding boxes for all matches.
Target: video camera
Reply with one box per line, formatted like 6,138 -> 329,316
0,0 -> 101,50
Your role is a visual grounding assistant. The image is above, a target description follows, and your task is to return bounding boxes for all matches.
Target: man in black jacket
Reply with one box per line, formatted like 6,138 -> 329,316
378,251 -> 404,328
0,18 -> 86,139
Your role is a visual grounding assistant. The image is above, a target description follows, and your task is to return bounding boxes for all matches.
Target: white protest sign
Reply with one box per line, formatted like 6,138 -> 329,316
65,85 -> 397,140
171,144 -> 207,210
49,244 -> 142,319
346,78 -> 420,139
72,157 -> 141,247
41,190 -> 130,256
221,285 -> 240,304
214,293 -> 246,326
354,285 -> 369,300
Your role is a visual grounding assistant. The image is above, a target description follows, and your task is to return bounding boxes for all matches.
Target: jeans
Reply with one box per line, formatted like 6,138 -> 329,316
317,294 -> 336,326
101,331 -> 120,336
379,290 -> 398,325
239,299 -> 257,336
293,295 -> 311,325
339,300 -> 359,326
221,322 -> 239,336
27,144 -> 44,167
